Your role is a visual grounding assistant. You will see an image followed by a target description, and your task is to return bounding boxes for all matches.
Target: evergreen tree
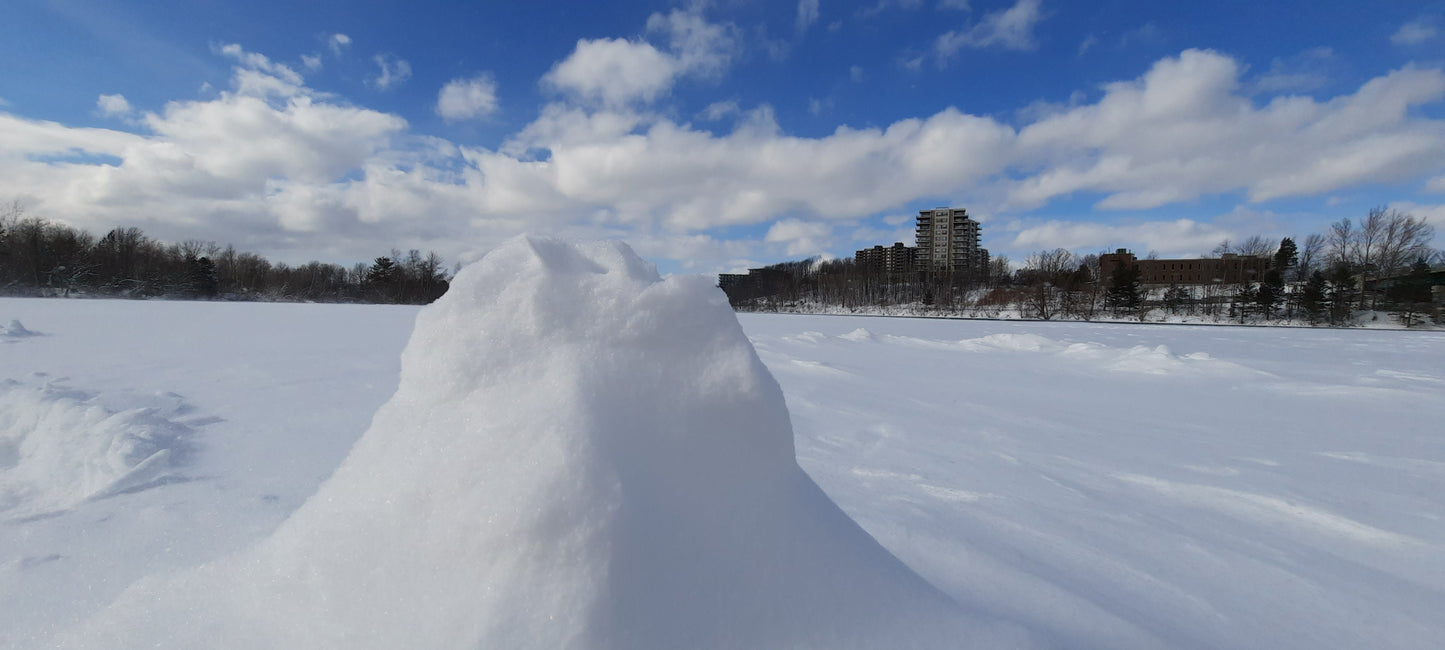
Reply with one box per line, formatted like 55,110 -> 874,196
1162,284 -> 1190,314
1301,271 -> 1328,324
1326,263 -> 1356,324
1386,258 -> 1435,326
185,256 -> 219,297
1273,237 -> 1298,278
1234,283 -> 1258,322
1255,280 -> 1281,319
364,256 -> 398,302
1105,262 -> 1141,315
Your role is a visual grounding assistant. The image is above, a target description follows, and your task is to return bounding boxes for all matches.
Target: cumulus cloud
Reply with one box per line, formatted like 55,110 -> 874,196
4,44 -> 1445,273
766,219 -> 835,256
96,94 -> 132,117
1392,18 -> 1438,46
935,0 -> 1044,61
437,75 -> 499,121
328,33 -> 352,56
1009,49 -> 1445,209
543,8 -> 739,106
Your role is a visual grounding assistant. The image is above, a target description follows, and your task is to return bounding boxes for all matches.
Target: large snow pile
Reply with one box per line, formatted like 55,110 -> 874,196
0,378 -> 192,518
59,238 -> 1028,649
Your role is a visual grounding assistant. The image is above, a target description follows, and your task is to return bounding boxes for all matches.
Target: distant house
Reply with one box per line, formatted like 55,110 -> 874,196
1099,249 -> 1272,285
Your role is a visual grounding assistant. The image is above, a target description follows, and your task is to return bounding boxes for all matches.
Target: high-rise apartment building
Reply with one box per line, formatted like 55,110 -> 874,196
915,207 -> 987,277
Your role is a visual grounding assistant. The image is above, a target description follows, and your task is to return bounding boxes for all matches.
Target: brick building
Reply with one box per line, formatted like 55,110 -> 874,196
1099,249 -> 1272,285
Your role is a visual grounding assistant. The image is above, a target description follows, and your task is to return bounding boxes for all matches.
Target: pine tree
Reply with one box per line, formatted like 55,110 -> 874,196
1273,237 -> 1298,278
1301,271 -> 1328,324
1386,258 -> 1435,327
185,256 -> 219,297
364,256 -> 399,302
1162,284 -> 1190,314
1105,262 -> 1141,315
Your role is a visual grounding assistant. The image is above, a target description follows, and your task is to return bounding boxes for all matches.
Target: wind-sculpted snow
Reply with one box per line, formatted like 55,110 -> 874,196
0,377 -> 195,518
2,320 -> 40,342
57,238 -> 1031,650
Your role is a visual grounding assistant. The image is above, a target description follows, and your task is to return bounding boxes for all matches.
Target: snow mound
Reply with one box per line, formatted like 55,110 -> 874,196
62,237 -> 1027,649
962,333 -> 1062,352
3,319 -> 41,341
0,379 -> 192,518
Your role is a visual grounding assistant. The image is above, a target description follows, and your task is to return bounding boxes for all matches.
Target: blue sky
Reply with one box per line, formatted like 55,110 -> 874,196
2,0 -> 1443,273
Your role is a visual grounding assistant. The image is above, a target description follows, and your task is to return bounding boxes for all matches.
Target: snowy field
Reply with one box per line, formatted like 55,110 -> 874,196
3,243 -> 1444,648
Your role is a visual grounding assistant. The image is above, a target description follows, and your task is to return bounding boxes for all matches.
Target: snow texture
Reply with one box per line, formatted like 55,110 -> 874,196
0,377 -> 192,518
2,320 -> 40,342
4,255 -> 1444,650
55,238 -> 1024,649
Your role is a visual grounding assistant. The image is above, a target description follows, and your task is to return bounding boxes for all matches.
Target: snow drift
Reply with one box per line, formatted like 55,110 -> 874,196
0,379 -> 191,518
60,238 -> 1026,649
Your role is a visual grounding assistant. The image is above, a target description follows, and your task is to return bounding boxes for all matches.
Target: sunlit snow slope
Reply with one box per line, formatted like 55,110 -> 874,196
2,253 -> 1444,649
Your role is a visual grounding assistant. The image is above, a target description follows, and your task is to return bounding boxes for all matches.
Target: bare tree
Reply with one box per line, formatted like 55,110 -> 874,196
1237,235 -> 1275,257
1328,218 -> 1354,267
1370,208 -> 1435,278
1297,233 -> 1326,281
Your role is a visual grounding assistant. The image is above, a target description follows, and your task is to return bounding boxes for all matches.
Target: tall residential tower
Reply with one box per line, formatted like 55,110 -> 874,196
915,207 -> 987,277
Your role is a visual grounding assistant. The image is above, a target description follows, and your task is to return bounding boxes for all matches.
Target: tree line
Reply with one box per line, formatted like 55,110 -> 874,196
0,205 -> 450,304
726,206 -> 1441,327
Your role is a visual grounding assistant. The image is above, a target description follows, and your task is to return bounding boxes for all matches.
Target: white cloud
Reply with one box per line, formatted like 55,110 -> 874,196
1387,201 -> 1445,223
1392,18 -> 1438,46
698,100 -> 741,122
1077,34 -> 1098,57
96,94 -> 132,117
370,54 -> 412,91
542,8 -> 738,106
543,39 -> 678,106
1426,175 -> 1445,193
437,75 -> 499,121
765,219 -> 834,256
328,33 -> 352,56
935,0 -> 1044,62
1252,47 -> 1334,94
1010,49 -> 1445,209
301,54 -> 322,71
1010,219 -> 1232,257
938,0 -> 970,10
850,65 -> 864,82
796,0 -> 820,32
5,45 -> 1445,272
215,43 -> 303,87
808,97 -> 833,116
